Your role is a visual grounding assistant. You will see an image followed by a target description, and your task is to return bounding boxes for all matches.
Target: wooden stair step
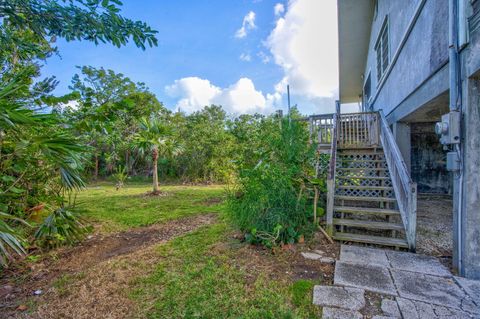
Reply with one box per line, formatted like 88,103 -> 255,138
337,185 -> 393,191
333,232 -> 408,248
334,206 -> 400,216
337,167 -> 388,171
337,159 -> 386,163
337,147 -> 383,151
335,195 -> 396,202
333,218 -> 404,231
336,176 -> 390,180
337,152 -> 384,156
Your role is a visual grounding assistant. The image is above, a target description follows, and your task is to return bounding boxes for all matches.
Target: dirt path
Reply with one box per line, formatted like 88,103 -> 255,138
0,213 -> 217,319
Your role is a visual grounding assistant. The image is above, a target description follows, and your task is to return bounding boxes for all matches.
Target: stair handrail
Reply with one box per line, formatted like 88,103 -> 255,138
378,110 -> 417,252
325,103 -> 340,235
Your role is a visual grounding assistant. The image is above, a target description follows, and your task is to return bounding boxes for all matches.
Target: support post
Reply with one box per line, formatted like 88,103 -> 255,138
408,182 -> 417,252
458,77 -> 480,279
326,179 -> 335,235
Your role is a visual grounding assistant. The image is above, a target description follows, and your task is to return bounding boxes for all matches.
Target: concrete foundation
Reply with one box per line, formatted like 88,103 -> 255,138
458,77 -> 480,279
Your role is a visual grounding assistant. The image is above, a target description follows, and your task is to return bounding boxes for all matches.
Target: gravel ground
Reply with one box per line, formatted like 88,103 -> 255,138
416,194 -> 453,259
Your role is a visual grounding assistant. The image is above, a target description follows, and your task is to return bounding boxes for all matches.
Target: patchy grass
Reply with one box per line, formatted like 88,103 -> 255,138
74,183 -> 225,232
130,221 -> 321,319
4,183 -> 331,318
290,279 -> 317,309
52,272 -> 86,297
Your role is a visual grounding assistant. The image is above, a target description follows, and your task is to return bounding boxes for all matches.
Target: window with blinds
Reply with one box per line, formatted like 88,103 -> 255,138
375,18 -> 389,82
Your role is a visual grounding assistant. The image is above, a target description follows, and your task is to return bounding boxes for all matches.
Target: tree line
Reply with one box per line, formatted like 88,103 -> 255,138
59,65 -> 271,188
0,0 -> 319,266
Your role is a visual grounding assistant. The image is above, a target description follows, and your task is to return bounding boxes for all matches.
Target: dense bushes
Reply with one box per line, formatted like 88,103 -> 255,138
227,116 -> 317,247
0,0 -> 158,265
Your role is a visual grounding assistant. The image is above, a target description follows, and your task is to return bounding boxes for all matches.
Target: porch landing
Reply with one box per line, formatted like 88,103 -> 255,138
312,245 -> 480,318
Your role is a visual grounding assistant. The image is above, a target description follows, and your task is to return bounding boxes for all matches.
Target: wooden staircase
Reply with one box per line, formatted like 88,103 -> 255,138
309,106 -> 417,251
332,147 -> 408,248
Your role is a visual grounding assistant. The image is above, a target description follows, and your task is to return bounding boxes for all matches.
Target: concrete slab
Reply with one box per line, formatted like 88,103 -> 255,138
340,245 -> 390,267
322,307 -> 363,319
334,261 -> 397,296
301,252 -> 322,260
386,250 -> 451,277
396,297 -> 474,319
454,276 -> 480,305
381,299 -> 401,318
396,298 -> 419,319
391,270 -> 478,313
312,285 -> 365,311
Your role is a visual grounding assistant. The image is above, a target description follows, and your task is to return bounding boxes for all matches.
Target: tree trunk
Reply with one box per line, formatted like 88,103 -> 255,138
125,150 -> 130,174
152,147 -> 159,193
94,154 -> 99,181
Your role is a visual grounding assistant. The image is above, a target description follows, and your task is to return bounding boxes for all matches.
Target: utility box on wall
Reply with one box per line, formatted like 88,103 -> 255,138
447,151 -> 461,171
435,111 -> 461,145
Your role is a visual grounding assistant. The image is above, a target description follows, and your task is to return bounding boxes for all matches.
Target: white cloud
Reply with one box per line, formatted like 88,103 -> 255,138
165,77 -> 221,114
257,51 -> 271,64
65,100 -> 79,110
217,78 -> 267,113
57,100 -> 79,112
239,53 -> 252,62
167,1 -> 341,116
235,11 -> 256,39
165,77 -> 277,114
266,0 -> 339,113
274,3 -> 285,16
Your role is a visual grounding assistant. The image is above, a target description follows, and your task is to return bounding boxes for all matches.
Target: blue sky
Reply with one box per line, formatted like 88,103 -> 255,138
42,0 -> 341,115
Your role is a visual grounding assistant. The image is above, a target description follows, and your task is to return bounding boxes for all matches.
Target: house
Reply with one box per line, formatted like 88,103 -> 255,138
336,0 -> 480,279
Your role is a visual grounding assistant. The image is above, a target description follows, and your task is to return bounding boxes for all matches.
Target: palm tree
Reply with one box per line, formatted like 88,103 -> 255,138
135,117 -> 181,194
0,73 -> 86,265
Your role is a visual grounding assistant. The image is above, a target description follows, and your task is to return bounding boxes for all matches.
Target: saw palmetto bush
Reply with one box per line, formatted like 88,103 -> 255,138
227,115 -> 317,247
34,206 -> 91,249
0,70 -> 88,265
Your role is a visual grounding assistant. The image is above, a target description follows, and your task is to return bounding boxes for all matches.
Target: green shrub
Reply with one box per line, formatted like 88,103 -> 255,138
112,166 -> 128,189
34,207 -> 91,248
227,116 -> 316,247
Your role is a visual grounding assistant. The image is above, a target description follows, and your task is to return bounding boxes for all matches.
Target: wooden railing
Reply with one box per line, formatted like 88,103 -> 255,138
325,104 -> 340,235
308,114 -> 335,145
338,112 -> 379,148
379,110 -> 417,252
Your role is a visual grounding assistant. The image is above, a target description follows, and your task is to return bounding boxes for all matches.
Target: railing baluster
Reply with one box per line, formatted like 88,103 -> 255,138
355,115 -> 359,145
363,114 -> 367,145
348,115 -> 352,146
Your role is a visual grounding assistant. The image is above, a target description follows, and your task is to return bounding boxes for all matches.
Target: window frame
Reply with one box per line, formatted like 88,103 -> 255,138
374,16 -> 390,84
362,71 -> 372,111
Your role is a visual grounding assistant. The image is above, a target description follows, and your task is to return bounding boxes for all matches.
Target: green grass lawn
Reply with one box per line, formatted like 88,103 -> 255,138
130,222 -> 319,318
74,182 -> 225,232
45,182 -> 320,318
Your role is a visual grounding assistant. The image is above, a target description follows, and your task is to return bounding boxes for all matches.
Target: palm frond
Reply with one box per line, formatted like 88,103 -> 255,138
0,212 -> 26,266
34,207 -> 90,248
